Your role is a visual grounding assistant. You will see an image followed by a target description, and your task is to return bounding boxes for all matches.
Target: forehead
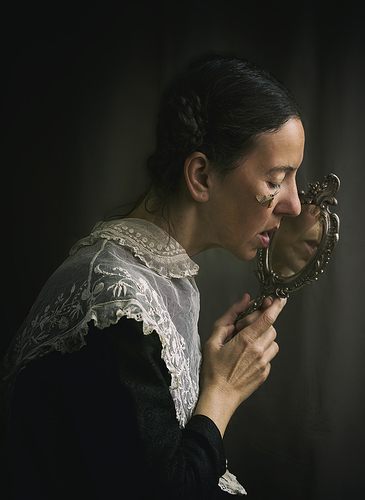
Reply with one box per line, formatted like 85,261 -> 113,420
251,119 -> 305,171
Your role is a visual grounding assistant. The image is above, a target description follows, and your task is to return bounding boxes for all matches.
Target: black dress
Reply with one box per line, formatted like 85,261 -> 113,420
10,317 -> 232,499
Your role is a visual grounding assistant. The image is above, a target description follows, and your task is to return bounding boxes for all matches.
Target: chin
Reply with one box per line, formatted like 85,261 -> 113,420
233,247 -> 258,262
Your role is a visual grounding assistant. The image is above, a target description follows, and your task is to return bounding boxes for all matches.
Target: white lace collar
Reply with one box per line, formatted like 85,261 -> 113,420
5,217 -> 245,496
69,218 -> 199,279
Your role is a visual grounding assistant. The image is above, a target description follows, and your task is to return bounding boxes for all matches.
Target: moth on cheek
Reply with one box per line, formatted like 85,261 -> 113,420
255,190 -> 279,208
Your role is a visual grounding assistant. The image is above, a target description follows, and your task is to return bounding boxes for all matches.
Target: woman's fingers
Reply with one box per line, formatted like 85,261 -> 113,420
246,297 -> 286,339
212,293 -> 251,329
211,295 -> 286,346
234,296 -> 277,332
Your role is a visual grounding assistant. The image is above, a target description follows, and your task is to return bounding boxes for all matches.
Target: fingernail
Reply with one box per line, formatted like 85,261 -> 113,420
280,297 -> 287,305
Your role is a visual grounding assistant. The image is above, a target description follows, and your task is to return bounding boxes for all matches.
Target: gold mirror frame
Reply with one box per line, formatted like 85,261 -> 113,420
236,173 -> 340,323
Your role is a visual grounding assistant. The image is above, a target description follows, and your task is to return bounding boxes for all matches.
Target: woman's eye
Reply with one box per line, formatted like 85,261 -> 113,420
268,182 -> 281,190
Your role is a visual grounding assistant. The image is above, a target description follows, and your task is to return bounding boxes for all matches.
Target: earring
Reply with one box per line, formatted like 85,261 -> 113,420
255,191 -> 279,208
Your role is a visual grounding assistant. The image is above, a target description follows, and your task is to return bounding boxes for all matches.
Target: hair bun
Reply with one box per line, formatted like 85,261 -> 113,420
169,92 -> 207,150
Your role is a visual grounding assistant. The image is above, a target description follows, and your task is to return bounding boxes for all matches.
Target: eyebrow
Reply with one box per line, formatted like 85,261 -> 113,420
266,165 -> 297,173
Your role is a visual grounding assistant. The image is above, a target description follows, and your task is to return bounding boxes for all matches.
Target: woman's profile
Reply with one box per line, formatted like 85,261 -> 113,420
3,55 -> 305,499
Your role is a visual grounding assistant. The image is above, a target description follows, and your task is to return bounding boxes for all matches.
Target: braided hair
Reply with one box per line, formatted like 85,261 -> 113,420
145,55 -> 302,218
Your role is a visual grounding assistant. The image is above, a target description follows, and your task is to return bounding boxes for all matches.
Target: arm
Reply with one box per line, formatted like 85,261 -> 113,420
194,294 -> 286,437
71,318 -> 228,499
11,317 -> 229,500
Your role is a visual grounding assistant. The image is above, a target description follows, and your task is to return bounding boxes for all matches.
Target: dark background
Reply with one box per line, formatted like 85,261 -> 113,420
1,1 -> 365,498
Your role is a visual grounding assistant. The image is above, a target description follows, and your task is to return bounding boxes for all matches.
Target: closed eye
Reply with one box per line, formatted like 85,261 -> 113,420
268,182 -> 281,189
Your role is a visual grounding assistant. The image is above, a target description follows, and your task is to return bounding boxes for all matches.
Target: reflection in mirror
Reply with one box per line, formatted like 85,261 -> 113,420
269,205 -> 323,278
235,173 -> 340,325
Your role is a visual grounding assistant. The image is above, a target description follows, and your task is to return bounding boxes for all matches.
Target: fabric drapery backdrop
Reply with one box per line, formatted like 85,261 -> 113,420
2,1 -> 364,499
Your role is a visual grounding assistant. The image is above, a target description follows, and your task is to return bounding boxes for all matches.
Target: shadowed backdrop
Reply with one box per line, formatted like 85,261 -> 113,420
2,1 -> 365,499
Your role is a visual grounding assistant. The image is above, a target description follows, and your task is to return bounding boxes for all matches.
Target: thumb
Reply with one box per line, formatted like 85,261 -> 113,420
251,297 -> 287,336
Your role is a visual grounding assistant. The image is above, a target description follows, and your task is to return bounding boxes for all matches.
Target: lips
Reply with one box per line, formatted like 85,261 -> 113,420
305,240 -> 318,255
258,231 -> 270,247
258,227 -> 278,248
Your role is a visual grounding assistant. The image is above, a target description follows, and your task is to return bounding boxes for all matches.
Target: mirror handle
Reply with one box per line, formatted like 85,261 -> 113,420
234,293 -> 266,326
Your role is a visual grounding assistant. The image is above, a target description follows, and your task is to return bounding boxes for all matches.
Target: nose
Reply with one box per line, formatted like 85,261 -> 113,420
274,183 -> 301,217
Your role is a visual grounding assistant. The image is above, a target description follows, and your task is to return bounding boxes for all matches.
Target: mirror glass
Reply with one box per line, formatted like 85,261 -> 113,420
235,173 -> 340,325
269,205 -> 323,278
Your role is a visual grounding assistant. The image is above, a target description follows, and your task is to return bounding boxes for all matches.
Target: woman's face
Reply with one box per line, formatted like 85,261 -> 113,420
270,206 -> 323,276
204,118 -> 305,261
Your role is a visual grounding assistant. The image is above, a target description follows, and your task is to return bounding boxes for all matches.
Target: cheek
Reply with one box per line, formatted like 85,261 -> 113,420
213,177 -> 272,240
232,204 -> 272,241
244,202 -> 272,230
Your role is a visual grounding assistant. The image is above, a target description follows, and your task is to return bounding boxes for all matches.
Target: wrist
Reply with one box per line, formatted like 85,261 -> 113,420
193,385 -> 241,438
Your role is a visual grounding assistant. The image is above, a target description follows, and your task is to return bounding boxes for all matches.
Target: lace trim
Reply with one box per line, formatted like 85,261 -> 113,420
219,465 -> 247,495
3,239 -> 200,428
70,218 -> 199,279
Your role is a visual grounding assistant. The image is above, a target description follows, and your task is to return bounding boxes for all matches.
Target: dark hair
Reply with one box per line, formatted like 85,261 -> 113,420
145,55 -> 302,217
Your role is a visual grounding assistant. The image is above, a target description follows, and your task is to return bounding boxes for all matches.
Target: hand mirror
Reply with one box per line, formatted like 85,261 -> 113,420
236,173 -> 340,323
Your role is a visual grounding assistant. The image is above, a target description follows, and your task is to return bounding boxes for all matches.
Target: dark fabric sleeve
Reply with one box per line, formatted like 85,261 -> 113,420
10,317 -> 232,500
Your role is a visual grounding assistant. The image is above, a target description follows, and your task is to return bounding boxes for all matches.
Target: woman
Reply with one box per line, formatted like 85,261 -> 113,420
3,56 -> 305,498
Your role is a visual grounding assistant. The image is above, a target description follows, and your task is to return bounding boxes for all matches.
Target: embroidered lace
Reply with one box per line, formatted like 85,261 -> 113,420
3,218 -> 246,495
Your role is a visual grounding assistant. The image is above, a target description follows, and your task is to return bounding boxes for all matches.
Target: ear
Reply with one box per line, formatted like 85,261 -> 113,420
184,152 -> 212,202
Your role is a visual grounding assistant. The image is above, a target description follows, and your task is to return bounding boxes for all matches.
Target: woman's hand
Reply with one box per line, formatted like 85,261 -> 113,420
194,294 -> 286,437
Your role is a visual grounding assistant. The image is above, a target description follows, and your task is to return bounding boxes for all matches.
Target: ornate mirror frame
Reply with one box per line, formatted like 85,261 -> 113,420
236,173 -> 340,323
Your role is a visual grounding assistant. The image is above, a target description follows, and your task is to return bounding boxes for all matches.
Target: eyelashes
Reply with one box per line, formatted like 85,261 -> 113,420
268,182 -> 281,190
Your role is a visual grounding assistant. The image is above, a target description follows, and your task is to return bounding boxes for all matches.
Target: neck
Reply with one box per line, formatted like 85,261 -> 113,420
127,194 -> 216,257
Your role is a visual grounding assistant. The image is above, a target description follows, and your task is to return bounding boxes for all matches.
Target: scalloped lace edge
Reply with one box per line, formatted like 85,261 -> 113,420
4,301 -> 195,427
69,220 -> 199,279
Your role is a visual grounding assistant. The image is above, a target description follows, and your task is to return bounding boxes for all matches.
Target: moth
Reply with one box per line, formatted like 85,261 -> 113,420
255,190 -> 279,208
